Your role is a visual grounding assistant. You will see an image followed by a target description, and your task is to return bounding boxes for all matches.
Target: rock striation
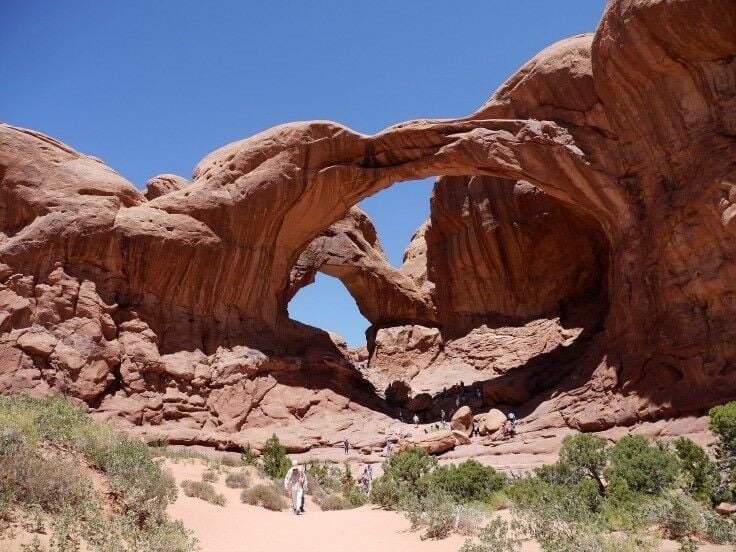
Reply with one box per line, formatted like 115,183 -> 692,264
1,0 -> 735,448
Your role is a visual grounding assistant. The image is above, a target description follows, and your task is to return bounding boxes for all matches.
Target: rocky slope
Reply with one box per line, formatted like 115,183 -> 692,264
1,0 -> 735,451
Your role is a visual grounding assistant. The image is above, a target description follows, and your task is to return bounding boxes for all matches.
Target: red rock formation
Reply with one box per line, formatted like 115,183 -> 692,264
144,174 -> 189,200
0,0 -> 734,447
287,207 -> 435,327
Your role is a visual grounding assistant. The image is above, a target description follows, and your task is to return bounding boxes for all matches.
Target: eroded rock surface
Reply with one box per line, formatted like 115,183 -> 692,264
1,0 -> 735,449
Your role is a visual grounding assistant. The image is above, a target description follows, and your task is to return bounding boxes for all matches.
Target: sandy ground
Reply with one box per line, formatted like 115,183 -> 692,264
164,459 -> 733,552
166,459 -> 470,552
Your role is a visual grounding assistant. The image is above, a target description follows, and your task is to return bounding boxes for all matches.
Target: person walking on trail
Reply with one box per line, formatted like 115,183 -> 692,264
413,413 -> 419,427
343,437 -> 350,454
284,465 -> 307,515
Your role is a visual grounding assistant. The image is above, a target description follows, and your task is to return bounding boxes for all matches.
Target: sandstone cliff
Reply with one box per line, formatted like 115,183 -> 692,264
1,0 -> 735,449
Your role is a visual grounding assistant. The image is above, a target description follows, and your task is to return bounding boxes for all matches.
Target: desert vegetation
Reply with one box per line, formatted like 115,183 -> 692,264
366,402 -> 736,550
0,395 -> 197,551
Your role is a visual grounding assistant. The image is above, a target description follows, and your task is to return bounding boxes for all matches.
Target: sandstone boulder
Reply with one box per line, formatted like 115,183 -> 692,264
478,409 -> 508,436
451,406 -> 473,436
398,430 -> 460,455
16,328 -> 57,357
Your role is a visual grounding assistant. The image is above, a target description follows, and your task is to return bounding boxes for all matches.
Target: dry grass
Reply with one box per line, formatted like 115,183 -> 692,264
240,484 -> 286,511
181,479 -> 227,506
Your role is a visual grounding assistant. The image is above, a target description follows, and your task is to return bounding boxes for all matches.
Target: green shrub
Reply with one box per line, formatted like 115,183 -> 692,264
403,490 -> 456,539
305,459 -> 342,494
453,503 -> 486,536
370,447 -> 437,509
709,402 -> 736,455
461,517 -> 523,552
225,470 -> 251,489
220,455 -> 241,467
709,401 -> 736,502
655,491 -> 702,540
320,494 -> 349,510
515,478 -> 657,552
180,479 -> 226,506
674,437 -> 719,504
343,482 -> 369,508
559,433 -> 609,487
100,438 -> 178,524
428,460 -> 505,504
0,396 -> 196,551
261,434 -> 291,480
651,491 -> 736,544
201,469 -> 218,483
240,483 -> 286,511
240,443 -> 259,467
0,429 -> 90,514
607,435 -> 679,497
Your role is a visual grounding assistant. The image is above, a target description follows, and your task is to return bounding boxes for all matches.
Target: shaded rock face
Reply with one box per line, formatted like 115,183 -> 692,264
1,0 -> 735,446
426,177 -> 607,334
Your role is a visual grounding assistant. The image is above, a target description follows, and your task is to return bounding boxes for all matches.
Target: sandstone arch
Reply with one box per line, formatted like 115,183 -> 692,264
1,0 -> 735,445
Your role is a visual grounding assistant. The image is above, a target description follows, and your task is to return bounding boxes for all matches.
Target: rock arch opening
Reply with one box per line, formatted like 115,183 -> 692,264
288,272 -> 369,348
284,168 -> 611,407
358,177 -> 434,268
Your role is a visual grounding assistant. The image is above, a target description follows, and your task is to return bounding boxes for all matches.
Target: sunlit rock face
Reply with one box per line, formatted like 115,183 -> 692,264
1,0 -> 735,449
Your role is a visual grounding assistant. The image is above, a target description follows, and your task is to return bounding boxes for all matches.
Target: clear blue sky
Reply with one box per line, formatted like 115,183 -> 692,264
1,1 -> 606,347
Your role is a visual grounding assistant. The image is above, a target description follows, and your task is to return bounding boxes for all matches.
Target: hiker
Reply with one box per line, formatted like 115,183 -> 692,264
476,388 -> 482,401
413,413 -> 419,427
385,441 -> 393,456
441,409 -> 446,424
284,465 -> 307,515
455,395 -> 460,408
343,437 -> 350,454
361,467 -> 372,493
503,412 -> 517,438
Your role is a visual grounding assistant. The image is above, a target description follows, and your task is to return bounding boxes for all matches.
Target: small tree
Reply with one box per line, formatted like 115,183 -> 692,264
674,437 -> 719,504
370,447 -> 437,509
607,435 -> 679,497
709,402 -> 736,502
240,443 -> 258,466
559,433 -> 609,494
261,434 -> 291,480
429,460 -> 506,504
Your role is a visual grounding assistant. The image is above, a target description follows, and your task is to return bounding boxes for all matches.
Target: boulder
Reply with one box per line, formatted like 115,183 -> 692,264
478,409 -> 508,436
399,430 -> 456,455
16,329 -> 57,357
716,503 -> 736,516
451,406 -> 473,436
